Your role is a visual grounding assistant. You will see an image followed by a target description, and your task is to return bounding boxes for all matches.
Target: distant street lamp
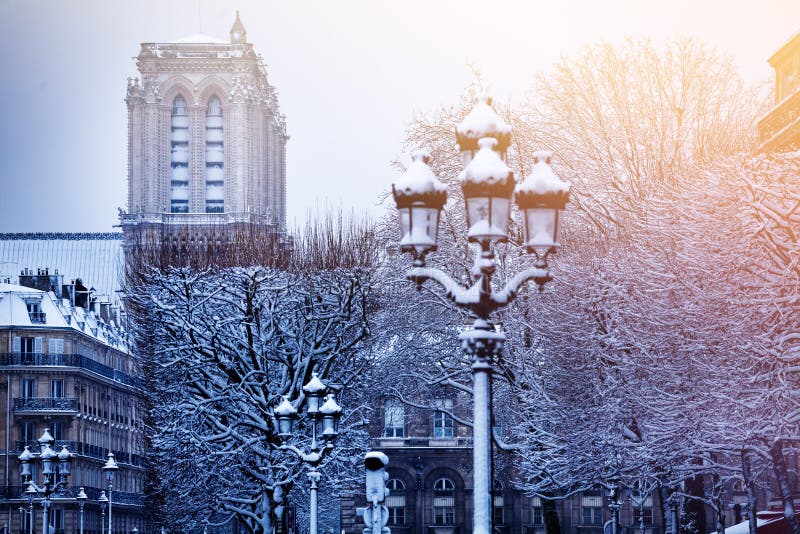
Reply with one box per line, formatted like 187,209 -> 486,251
99,492 -> 108,534
18,429 -> 74,534
275,373 -> 344,534
391,95 -> 570,534
76,488 -> 88,534
102,454 -> 119,534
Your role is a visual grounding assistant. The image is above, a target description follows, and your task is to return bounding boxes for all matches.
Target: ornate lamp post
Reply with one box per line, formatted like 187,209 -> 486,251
274,373 -> 344,534
391,97 -> 570,534
98,492 -> 108,534
102,454 -> 118,534
76,488 -> 88,534
18,429 -> 74,534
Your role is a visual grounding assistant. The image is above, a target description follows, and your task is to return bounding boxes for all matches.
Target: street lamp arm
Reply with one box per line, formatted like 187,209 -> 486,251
279,444 -> 330,465
407,267 -> 478,306
491,267 -> 551,306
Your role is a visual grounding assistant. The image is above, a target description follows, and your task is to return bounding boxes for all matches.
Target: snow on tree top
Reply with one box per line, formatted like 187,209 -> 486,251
459,138 -> 514,188
393,151 -> 447,196
516,151 -> 570,196
302,372 -> 327,393
319,394 -> 342,415
456,95 -> 512,138
274,396 -> 297,417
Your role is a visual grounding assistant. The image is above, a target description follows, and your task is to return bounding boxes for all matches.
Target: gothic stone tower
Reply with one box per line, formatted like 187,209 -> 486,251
120,13 -> 288,266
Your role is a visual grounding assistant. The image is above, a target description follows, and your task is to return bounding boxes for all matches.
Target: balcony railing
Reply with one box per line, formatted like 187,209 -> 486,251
758,88 -> 800,152
0,352 -> 139,388
13,441 -> 146,468
0,484 -> 144,506
370,436 -> 473,448
13,397 -> 78,413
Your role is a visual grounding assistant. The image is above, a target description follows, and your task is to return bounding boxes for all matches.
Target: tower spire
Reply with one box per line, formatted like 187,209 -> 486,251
230,11 -> 247,44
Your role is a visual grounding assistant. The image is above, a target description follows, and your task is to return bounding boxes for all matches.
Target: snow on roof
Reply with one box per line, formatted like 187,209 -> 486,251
0,283 -> 128,353
0,233 -> 124,300
170,33 -> 229,45
456,95 -> 512,138
516,151 -> 570,196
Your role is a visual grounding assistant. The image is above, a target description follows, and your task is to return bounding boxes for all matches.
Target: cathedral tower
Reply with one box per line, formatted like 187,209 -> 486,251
120,13 -> 288,265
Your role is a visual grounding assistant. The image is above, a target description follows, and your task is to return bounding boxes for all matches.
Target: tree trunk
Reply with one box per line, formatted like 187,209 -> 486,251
659,486 -> 673,534
543,497 -> 562,534
771,440 -> 800,534
740,448 -> 758,534
684,470 -> 708,534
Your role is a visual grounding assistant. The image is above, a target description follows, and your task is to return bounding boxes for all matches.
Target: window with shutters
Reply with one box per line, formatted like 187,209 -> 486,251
433,478 -> 455,525
48,338 -> 64,354
386,479 -> 406,526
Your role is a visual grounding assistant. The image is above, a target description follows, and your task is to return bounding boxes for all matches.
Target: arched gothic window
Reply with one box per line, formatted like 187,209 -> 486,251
170,95 -> 190,213
433,477 -> 455,525
205,96 -> 224,213
386,479 -> 406,526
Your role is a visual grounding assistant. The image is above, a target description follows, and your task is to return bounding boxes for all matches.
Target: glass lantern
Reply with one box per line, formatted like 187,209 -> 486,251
460,138 -> 515,243
302,373 -> 327,417
319,394 -> 342,441
274,396 -> 297,439
515,151 -> 570,251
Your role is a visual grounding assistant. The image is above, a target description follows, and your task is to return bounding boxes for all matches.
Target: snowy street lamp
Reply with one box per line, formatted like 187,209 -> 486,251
391,96 -> 570,534
18,429 -> 74,534
102,453 -> 119,534
99,492 -> 108,534
76,487 -> 88,534
275,373 -> 344,534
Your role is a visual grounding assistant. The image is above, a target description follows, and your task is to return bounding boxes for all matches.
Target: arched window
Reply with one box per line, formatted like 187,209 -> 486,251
170,95 -> 190,213
386,479 -> 406,526
433,477 -> 455,525
205,96 -> 224,213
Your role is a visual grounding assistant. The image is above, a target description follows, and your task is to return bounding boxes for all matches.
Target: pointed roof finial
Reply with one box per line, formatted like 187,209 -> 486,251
230,11 -> 247,44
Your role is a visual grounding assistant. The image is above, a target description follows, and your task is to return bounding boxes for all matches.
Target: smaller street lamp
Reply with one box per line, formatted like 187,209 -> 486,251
76,487 -> 88,534
18,430 -> 74,534
24,485 -> 35,534
102,455 -> 118,534
99,491 -> 108,534
276,374 -> 344,534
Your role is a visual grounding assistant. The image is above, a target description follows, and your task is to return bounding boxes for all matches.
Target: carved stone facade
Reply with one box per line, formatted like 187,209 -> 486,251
758,32 -> 800,152
121,12 -> 288,249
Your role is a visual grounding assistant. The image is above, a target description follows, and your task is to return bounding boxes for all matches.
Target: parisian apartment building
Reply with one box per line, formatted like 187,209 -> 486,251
0,268 -> 146,534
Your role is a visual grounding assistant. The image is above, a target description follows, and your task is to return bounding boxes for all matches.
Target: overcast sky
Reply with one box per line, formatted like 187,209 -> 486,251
0,0 -> 798,233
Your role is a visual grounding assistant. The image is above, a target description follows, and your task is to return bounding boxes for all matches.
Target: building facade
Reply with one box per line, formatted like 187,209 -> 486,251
340,397 -> 665,534
0,270 -> 145,534
758,31 -> 800,152
120,12 -> 288,257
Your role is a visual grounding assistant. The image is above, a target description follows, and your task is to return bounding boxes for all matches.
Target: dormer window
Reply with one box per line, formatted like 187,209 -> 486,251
25,299 -> 45,323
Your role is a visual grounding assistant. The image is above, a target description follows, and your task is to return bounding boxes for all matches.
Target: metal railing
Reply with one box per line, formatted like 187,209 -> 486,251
13,441 -> 145,467
370,436 -> 473,448
28,312 -> 47,324
0,353 -> 139,387
0,485 -> 144,506
13,397 -> 78,412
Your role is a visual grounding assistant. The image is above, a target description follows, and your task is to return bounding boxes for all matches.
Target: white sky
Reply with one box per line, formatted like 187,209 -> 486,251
0,0 -> 798,233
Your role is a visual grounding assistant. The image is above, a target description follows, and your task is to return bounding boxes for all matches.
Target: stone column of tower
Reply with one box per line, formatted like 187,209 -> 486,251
121,12 -> 289,266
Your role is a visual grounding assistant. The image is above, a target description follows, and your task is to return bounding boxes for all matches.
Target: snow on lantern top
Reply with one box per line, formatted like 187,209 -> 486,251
456,95 -> 512,153
319,394 -> 342,415
515,151 -> 570,209
302,372 -> 327,394
459,138 -> 515,196
392,151 -> 448,209
274,396 -> 297,417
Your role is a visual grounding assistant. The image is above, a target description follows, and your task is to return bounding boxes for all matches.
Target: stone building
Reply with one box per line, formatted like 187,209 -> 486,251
758,31 -> 800,152
0,269 -> 145,534
340,396 -> 665,534
120,12 -> 289,263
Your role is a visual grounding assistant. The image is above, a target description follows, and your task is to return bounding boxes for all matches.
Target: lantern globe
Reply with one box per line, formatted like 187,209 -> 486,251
319,394 -> 342,440
303,373 -> 327,416
392,151 -> 447,256
455,95 -> 512,162
515,151 -> 570,251
459,138 -> 515,243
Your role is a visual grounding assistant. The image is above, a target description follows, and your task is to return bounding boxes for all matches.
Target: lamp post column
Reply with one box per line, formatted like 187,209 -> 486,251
99,492 -> 108,534
76,487 -> 87,534
102,453 -> 118,534
308,470 -> 320,534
